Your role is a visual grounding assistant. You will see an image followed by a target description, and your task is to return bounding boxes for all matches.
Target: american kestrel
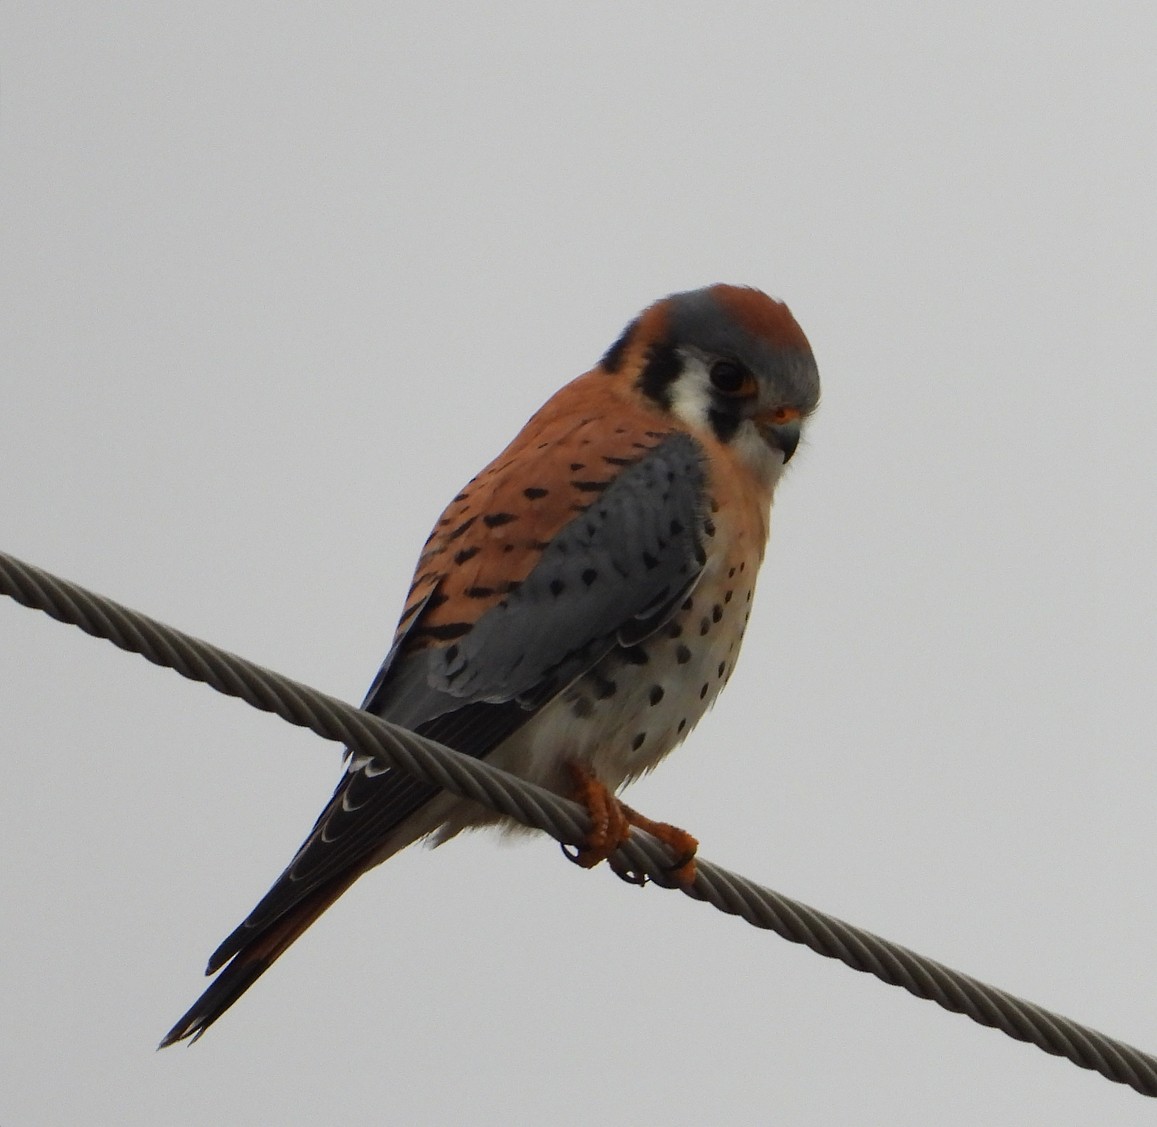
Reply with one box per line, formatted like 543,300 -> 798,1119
161,284 -> 819,1046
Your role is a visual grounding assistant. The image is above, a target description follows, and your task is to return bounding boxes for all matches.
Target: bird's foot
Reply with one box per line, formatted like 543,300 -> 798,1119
562,761 -> 632,870
561,763 -> 698,888
619,802 -> 698,888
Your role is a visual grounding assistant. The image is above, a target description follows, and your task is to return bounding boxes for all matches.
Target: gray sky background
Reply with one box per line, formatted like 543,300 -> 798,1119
3,3 -> 1156,1124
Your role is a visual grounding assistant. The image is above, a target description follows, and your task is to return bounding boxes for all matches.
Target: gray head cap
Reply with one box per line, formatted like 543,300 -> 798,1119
664,284 -> 820,414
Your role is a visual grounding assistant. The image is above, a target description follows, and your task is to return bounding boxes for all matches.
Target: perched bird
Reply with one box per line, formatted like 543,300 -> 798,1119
161,284 -> 820,1046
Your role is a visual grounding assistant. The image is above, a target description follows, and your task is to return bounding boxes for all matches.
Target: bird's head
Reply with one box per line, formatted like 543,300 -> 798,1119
601,284 -> 820,485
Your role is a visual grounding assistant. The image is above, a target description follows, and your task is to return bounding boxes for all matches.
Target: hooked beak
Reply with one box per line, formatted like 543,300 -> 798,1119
755,408 -> 802,463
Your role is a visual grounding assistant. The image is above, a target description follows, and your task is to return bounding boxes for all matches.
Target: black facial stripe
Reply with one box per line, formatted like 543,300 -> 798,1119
601,317 -> 637,373
707,405 -> 742,443
636,341 -> 682,409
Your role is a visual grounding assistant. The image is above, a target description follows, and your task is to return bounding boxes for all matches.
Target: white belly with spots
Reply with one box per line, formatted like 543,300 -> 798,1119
372,555 -> 760,854
483,561 -> 755,796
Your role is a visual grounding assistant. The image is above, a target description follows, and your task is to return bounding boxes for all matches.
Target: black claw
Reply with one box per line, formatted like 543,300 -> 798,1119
609,854 -> 650,887
561,842 -> 649,885
560,842 -> 584,866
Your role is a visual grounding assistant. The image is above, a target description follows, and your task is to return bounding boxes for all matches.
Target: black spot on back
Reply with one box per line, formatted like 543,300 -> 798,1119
446,515 -> 478,541
417,622 -> 473,641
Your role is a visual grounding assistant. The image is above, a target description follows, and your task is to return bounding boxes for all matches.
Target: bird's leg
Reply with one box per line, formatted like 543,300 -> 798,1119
619,803 -> 698,887
562,762 -> 698,888
562,762 -> 632,871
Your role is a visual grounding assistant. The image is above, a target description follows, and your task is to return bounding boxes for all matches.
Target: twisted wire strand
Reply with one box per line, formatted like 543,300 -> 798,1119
2,548 -> 1154,1097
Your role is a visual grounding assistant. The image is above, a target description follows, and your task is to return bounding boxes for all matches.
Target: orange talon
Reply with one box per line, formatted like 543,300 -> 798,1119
620,803 -> 699,887
564,763 -> 699,887
564,762 -> 631,869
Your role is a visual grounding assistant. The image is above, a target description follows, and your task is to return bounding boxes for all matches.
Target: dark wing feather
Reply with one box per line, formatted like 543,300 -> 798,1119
205,433 -> 707,971
423,432 -> 708,709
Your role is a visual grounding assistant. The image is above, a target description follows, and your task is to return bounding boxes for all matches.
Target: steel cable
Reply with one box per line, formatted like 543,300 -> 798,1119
1,548 -> 1154,1097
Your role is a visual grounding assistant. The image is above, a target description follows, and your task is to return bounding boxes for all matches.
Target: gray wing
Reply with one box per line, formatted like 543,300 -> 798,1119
205,432 -> 708,971
372,429 -> 709,720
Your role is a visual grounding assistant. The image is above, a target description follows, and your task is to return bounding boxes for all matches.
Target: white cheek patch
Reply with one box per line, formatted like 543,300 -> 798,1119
667,355 -> 714,431
667,354 -> 787,489
733,419 -> 787,487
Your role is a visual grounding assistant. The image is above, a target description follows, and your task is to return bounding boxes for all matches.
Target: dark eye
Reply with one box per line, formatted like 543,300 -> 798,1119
709,361 -> 756,398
